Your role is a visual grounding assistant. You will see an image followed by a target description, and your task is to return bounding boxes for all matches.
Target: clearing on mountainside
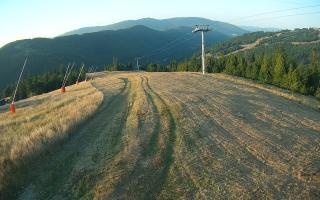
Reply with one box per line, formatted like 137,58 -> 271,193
1,72 -> 319,199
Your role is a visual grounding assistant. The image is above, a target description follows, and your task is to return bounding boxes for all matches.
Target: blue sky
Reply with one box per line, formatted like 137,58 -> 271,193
0,0 -> 319,47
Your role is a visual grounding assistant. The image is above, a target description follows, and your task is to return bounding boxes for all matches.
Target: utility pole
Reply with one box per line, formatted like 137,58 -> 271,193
136,57 -> 140,71
192,25 -> 211,74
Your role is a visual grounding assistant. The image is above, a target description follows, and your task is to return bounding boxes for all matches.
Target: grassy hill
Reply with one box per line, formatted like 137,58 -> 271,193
62,17 -> 248,36
0,25 -> 228,91
0,82 -> 103,198
1,72 -> 319,199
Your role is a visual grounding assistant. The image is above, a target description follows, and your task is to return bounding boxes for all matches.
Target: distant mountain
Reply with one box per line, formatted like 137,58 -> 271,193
240,26 -> 281,32
62,17 -> 248,37
0,25 -> 228,90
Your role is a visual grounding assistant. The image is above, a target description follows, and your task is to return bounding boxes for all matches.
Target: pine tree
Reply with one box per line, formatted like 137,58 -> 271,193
310,48 -> 320,92
245,64 -> 252,79
259,55 -> 272,83
251,63 -> 260,80
177,61 -> 187,72
224,55 -> 237,75
169,59 -> 178,72
311,48 -> 318,71
296,63 -> 309,94
287,65 -> 299,96
273,47 -> 286,86
237,56 -> 246,77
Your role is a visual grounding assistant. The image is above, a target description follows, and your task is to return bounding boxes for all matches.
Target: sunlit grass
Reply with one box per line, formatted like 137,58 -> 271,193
0,82 -> 103,192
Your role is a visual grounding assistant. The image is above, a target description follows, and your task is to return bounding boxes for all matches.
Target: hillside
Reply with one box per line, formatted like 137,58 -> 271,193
209,28 -> 320,57
0,81 -> 103,198
62,17 -> 248,37
174,28 -> 320,99
0,25 -> 227,90
1,72 -> 319,199
240,26 -> 281,32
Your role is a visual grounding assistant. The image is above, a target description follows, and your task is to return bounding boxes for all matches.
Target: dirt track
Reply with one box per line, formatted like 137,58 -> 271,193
12,72 -> 320,199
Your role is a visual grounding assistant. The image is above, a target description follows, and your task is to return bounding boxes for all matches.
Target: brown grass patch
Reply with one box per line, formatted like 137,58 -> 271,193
0,82 -> 103,192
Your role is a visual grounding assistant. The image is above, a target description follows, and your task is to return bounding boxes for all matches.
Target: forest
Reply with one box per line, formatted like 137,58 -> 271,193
145,45 -> 320,99
2,45 -> 319,102
145,29 -> 320,100
0,67 -> 87,102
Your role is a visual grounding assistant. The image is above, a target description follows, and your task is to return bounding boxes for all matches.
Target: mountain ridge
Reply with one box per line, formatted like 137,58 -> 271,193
0,25 -> 228,90
61,17 -> 248,37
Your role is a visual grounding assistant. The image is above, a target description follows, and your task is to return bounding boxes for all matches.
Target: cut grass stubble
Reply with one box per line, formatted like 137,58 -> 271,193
0,82 -> 103,193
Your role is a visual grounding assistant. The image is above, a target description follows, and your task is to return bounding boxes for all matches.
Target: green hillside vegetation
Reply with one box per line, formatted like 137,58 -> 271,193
210,31 -> 275,55
142,28 -> 320,100
212,46 -> 320,99
0,26 -> 227,91
0,67 -> 87,101
262,28 -> 319,43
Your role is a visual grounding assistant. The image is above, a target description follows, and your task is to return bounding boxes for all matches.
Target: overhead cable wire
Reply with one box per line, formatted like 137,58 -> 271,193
140,33 -> 196,60
232,3 -> 320,22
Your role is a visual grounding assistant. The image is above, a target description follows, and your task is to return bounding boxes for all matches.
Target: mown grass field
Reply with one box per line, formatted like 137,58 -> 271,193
0,82 -> 103,198
0,72 -> 319,199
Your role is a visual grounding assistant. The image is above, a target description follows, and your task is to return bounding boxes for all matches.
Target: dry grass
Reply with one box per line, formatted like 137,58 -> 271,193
214,73 -> 320,111
149,72 -> 320,199
1,72 -> 320,199
0,82 -> 103,192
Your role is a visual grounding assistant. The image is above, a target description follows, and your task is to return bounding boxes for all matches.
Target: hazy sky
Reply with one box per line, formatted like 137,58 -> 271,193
1,0 -> 319,47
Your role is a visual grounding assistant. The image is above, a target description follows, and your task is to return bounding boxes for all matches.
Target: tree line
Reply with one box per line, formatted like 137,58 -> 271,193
142,46 -> 320,100
1,67 -> 88,101
214,47 -> 320,98
1,46 -> 319,102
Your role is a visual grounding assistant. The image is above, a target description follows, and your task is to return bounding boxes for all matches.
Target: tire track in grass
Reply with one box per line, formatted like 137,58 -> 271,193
160,92 -> 218,199
105,75 -> 160,199
145,74 -> 205,198
149,74 -> 265,198
108,76 -> 177,199
94,86 -> 146,199
15,77 -> 131,199
159,76 -> 281,198
143,76 -> 177,199
141,76 -> 161,156
150,73 -> 320,199
66,77 -> 133,199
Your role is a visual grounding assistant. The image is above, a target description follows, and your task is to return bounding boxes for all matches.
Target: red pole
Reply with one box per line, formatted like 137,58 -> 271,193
61,86 -> 66,93
10,103 -> 16,114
